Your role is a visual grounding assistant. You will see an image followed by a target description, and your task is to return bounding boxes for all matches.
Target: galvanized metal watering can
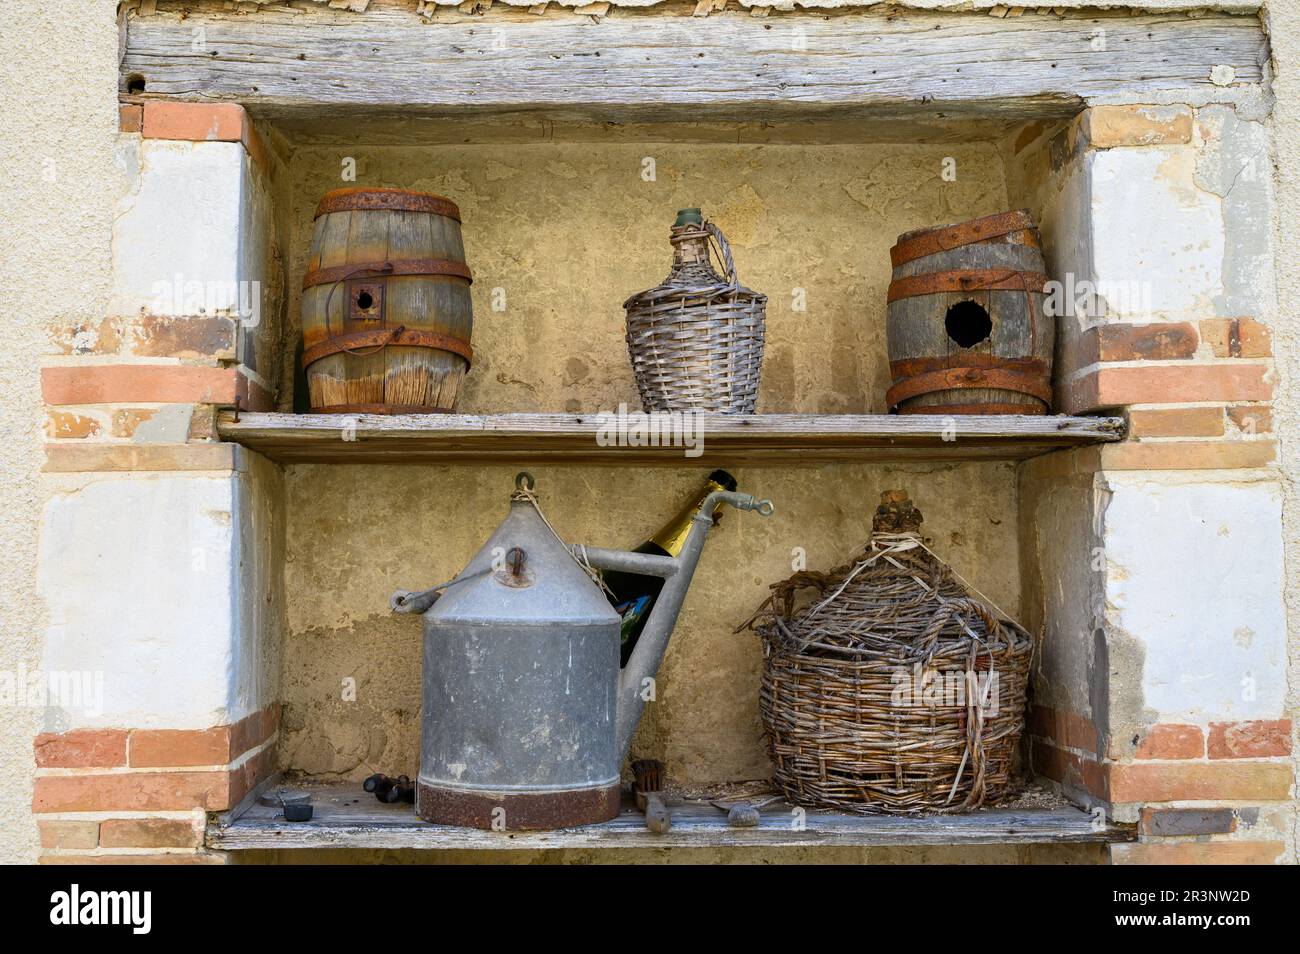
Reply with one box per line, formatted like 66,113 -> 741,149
391,473 -> 773,830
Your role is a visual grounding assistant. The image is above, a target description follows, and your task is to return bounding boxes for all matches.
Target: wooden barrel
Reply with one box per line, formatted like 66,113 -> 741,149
301,188 -> 473,414
885,209 -> 1053,415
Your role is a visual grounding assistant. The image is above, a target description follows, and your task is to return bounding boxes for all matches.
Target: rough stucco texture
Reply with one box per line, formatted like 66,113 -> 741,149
284,140 -> 1008,414
0,0 -> 121,864
1262,0 -> 1300,865
278,139 -> 1018,787
281,461 -> 1023,786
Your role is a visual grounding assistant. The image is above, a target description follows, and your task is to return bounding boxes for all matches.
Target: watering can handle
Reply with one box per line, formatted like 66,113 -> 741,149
709,490 -> 775,518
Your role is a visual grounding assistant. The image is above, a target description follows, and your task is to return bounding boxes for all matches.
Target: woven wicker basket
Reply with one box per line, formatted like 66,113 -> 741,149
743,491 -> 1034,814
623,210 -> 766,413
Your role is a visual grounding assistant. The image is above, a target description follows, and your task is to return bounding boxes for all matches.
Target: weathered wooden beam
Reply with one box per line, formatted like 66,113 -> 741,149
122,7 -> 1268,123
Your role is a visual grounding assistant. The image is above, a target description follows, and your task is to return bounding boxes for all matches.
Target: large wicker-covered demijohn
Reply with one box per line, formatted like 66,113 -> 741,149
744,491 -> 1034,814
624,208 -> 766,413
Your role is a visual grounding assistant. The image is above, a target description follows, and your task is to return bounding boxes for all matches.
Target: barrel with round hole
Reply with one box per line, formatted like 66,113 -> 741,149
300,188 -> 473,414
885,209 -> 1053,415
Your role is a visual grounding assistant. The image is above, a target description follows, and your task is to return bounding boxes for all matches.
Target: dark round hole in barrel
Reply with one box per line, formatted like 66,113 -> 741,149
126,74 -> 146,94
944,300 -> 992,348
356,291 -> 374,310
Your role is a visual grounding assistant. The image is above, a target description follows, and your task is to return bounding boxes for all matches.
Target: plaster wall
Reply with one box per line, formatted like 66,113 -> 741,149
282,138 -> 1010,414
276,138 -> 1023,791
111,140 -> 250,319
281,461 -> 1023,787
1102,473 -> 1287,730
0,0 -> 122,863
37,451 -> 284,732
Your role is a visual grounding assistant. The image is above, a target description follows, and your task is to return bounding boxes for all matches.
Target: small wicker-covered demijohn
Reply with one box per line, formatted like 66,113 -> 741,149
624,208 -> 766,413
744,491 -> 1034,814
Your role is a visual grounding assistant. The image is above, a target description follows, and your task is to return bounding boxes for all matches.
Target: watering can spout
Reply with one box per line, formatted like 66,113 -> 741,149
578,490 -> 775,761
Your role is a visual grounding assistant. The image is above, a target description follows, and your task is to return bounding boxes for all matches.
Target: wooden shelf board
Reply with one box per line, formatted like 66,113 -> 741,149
209,782 -> 1132,851
218,412 -> 1123,466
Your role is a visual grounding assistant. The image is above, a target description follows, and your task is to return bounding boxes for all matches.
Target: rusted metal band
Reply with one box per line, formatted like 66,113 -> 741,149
897,403 -> 1048,416
302,328 -> 473,367
890,210 -> 1039,267
417,780 -> 622,830
302,258 -> 472,290
886,269 -> 1049,303
314,188 -> 461,220
886,366 -> 1053,409
307,404 -> 457,415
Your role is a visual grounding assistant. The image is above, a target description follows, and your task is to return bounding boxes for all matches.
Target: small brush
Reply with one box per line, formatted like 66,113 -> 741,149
631,759 -> 671,833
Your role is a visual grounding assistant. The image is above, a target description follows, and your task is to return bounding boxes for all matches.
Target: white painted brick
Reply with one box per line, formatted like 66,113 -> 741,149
38,475 -> 260,729
1103,476 -> 1286,723
1088,146 -> 1225,321
109,140 -> 250,319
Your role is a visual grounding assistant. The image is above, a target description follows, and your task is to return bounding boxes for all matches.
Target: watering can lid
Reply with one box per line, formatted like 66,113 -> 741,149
428,489 -> 621,627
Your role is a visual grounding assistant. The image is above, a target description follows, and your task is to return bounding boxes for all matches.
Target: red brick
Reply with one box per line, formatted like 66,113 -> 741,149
128,707 -> 278,768
1084,105 -> 1193,149
1032,741 -> 1108,800
129,727 -> 232,768
41,365 -> 240,406
46,315 -> 236,359
43,442 -> 238,474
1028,704 -> 1100,754
45,411 -> 102,439
41,852 -> 227,865
119,103 -> 143,133
1111,840 -> 1283,865
236,370 -> 277,412
34,730 -> 127,769
1139,807 -> 1237,836
1109,761 -> 1293,803
188,405 -> 220,442
46,318 -> 122,356
1126,406 -> 1224,438
1097,323 -> 1199,362
262,703 -> 282,740
33,771 -> 234,813
1201,318 -> 1272,358
1208,720 -> 1292,759
1226,405 -> 1272,434
1061,364 -> 1273,413
1098,440 -> 1275,471
1058,323 -> 1198,377
1140,807 -> 1238,836
229,746 -> 277,806
230,705 -> 278,759
142,101 -> 246,143
134,315 -> 238,360
141,102 -> 268,169
1135,724 -> 1204,760
108,408 -> 156,439
99,818 -> 203,849
39,820 -> 100,850
228,715 -> 259,762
